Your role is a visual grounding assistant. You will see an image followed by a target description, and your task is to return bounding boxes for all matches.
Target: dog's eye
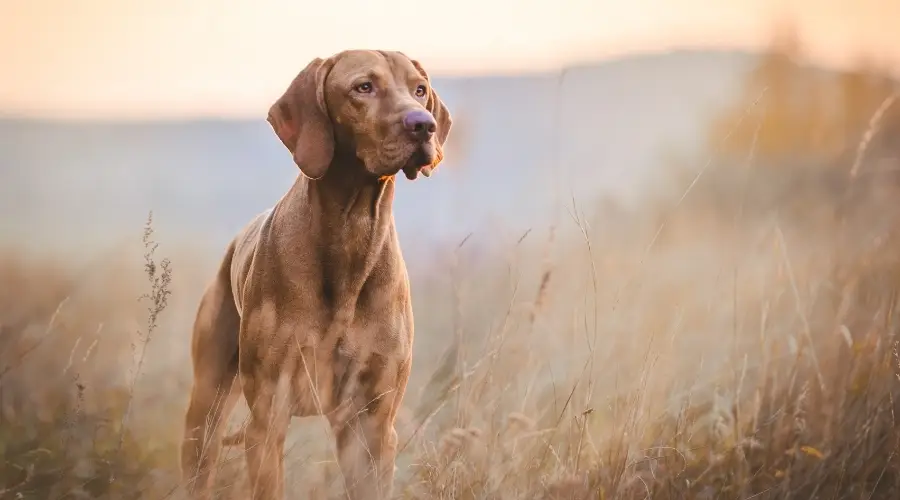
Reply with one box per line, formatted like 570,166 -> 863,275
415,85 -> 427,98
354,82 -> 374,94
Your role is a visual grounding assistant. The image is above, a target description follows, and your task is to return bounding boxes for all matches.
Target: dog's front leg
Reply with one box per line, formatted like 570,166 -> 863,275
241,367 -> 292,500
330,413 -> 398,500
330,357 -> 410,500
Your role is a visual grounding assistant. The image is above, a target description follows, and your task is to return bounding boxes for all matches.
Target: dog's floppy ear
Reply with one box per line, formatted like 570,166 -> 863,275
410,58 -> 453,169
267,57 -> 336,180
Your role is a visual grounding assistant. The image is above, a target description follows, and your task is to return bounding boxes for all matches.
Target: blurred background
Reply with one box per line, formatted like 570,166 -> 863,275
2,1 -> 900,498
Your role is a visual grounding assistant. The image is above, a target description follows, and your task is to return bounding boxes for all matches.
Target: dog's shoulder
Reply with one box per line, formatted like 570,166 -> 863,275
234,207 -> 274,253
229,207 -> 276,313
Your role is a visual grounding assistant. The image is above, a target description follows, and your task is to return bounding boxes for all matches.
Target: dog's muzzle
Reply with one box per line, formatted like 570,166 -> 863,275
397,109 -> 438,180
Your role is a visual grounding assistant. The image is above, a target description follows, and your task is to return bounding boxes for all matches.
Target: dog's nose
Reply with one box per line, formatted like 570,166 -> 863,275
402,109 -> 436,141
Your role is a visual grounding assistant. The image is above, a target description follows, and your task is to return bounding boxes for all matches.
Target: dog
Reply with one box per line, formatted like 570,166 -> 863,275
180,49 -> 452,500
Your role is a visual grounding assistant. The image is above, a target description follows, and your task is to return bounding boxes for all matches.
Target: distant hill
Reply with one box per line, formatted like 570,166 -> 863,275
0,49 -> 760,261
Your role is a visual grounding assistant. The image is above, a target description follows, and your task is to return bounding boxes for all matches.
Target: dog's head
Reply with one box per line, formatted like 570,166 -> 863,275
267,50 -> 452,181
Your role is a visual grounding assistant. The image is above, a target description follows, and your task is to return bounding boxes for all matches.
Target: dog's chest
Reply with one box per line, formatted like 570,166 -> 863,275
284,292 -> 411,417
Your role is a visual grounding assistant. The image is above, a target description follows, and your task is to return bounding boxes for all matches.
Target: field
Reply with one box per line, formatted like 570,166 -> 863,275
3,49 -> 900,499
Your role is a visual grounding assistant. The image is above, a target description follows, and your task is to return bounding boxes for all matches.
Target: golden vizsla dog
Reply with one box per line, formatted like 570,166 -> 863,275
180,49 -> 452,500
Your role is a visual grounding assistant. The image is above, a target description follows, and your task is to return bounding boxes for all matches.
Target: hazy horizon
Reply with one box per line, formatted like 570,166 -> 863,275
3,0 -> 899,119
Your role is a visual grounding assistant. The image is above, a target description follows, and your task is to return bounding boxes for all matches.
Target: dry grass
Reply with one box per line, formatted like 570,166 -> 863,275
397,168 -> 900,500
3,101 -> 900,500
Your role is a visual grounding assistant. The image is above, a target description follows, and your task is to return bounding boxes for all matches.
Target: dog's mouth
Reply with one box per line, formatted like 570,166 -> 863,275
399,145 -> 436,180
375,141 -> 437,181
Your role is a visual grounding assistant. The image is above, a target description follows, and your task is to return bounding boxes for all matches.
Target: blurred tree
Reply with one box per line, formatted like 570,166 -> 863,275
709,23 -> 900,166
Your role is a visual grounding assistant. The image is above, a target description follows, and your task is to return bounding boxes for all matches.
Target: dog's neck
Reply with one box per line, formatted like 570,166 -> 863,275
270,154 -> 401,306
306,156 -> 395,221
307,164 -> 394,221
278,153 -> 398,253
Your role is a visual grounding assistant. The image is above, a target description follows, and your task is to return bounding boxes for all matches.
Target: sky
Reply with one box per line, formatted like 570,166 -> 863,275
1,0 -> 899,119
